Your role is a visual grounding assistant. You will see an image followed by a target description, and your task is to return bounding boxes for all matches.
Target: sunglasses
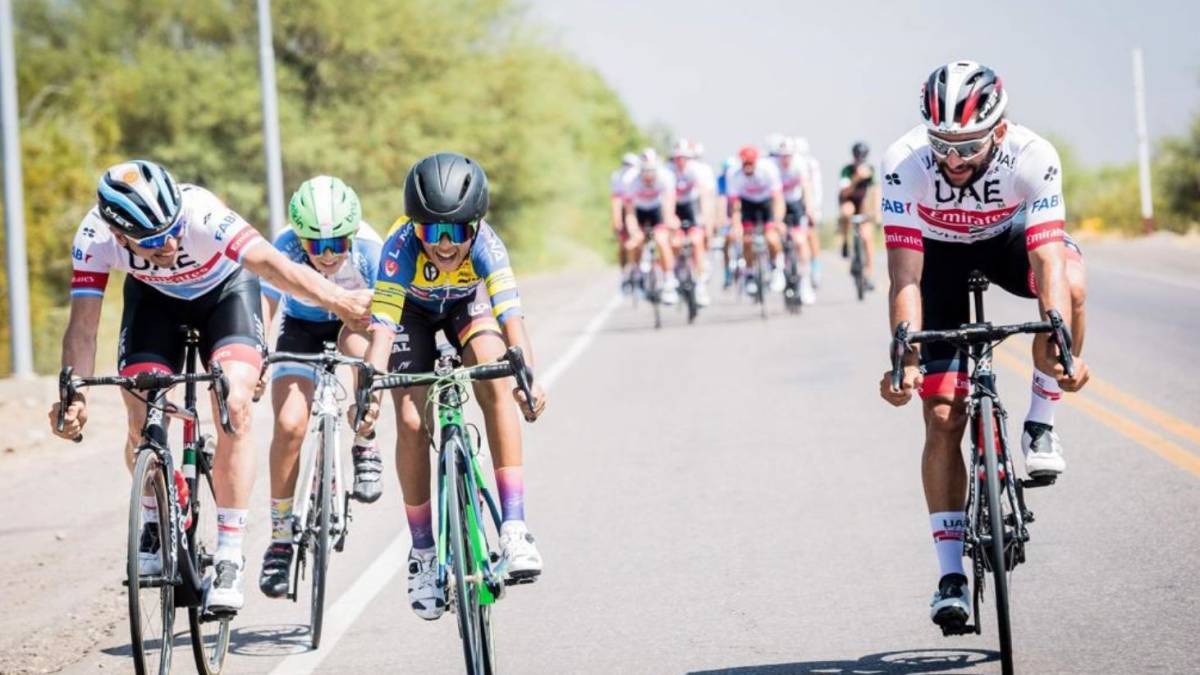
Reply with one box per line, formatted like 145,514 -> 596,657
928,130 -> 995,160
414,221 -> 477,245
300,236 -> 352,257
132,219 -> 185,250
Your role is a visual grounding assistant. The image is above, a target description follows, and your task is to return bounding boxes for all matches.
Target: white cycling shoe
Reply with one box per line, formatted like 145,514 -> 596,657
930,573 -> 971,627
799,275 -> 817,305
695,284 -> 711,307
205,556 -> 246,613
769,267 -> 786,292
499,521 -> 543,583
1022,422 -> 1066,478
137,522 -> 163,576
407,548 -> 445,620
661,278 -> 680,305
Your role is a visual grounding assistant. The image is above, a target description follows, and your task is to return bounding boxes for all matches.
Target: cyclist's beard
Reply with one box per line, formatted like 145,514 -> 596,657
936,146 -> 997,188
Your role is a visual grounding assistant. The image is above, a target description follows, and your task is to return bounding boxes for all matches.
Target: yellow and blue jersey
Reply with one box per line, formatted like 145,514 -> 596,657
370,219 -> 522,332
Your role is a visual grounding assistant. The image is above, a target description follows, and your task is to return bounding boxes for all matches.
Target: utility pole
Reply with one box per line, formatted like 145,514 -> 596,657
256,0 -> 285,237
1132,47 -> 1154,234
1,0 -> 34,377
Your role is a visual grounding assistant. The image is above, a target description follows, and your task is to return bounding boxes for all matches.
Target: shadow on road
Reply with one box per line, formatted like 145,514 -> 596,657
689,648 -> 999,674
101,623 -> 312,659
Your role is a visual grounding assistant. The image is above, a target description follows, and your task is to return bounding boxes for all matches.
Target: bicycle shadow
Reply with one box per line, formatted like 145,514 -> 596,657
689,648 -> 1000,674
101,623 -> 312,659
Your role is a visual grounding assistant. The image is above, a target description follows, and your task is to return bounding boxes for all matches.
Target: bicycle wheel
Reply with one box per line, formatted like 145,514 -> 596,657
679,266 -> 698,324
979,398 -> 1014,675
852,233 -> 866,301
188,455 -> 231,675
649,268 -> 662,330
128,449 -> 174,675
754,254 -> 768,319
310,419 -> 334,649
446,442 -> 486,674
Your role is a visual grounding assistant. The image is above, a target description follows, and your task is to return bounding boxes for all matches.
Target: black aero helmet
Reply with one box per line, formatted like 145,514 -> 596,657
851,142 -> 870,161
403,152 -> 489,224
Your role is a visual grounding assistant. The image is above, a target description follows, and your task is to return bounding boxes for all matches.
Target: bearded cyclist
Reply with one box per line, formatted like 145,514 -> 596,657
877,61 -> 1090,630
728,145 -> 785,296
669,139 -> 713,306
769,136 -> 818,304
356,152 -> 548,621
256,176 -> 384,598
49,161 -> 372,612
623,149 -> 681,304
839,141 -> 880,290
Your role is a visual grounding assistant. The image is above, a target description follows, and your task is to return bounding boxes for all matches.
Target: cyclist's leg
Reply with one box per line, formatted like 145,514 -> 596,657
918,240 -> 973,616
450,289 -> 542,575
838,201 -> 854,254
861,219 -> 877,278
654,223 -> 676,273
117,277 -> 187,468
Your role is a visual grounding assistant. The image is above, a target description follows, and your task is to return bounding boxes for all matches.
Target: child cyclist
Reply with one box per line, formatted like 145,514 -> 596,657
257,176 -> 385,598
356,152 -> 548,620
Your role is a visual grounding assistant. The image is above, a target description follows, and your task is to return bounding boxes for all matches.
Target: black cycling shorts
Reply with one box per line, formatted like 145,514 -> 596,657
784,200 -> 807,229
386,284 -> 503,374
739,199 -> 772,230
118,266 -> 265,376
919,226 -> 1083,399
635,206 -> 663,229
675,201 -> 699,230
272,316 -> 343,381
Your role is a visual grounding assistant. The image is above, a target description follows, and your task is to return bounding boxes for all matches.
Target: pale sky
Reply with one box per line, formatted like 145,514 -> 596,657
528,0 -> 1199,182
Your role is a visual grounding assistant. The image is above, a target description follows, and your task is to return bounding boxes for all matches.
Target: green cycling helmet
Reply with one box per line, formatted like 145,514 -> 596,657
288,175 -> 362,239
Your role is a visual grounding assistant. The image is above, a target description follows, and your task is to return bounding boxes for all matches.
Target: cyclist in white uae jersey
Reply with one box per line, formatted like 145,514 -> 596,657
769,135 -> 817,303
728,145 -> 785,295
794,136 -> 824,286
623,149 -> 680,304
611,153 -> 639,290
669,139 -> 713,306
51,161 -> 372,613
876,61 -> 1090,632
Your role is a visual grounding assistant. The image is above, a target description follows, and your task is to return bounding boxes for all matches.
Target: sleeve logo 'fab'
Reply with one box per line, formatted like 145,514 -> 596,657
1031,194 -> 1061,212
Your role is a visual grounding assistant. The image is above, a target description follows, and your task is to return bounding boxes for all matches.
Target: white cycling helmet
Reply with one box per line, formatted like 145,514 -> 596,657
670,138 -> 694,159
920,60 -> 1008,135
793,136 -> 810,156
769,136 -> 796,157
622,152 -> 639,167
692,142 -> 705,158
639,148 -> 660,172
765,133 -> 785,155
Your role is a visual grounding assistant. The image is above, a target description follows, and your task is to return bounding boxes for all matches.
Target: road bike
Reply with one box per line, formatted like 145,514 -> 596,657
261,345 -> 374,648
634,228 -> 664,329
748,221 -> 770,320
675,228 -> 700,324
781,228 -> 804,315
358,346 -> 537,675
57,328 -> 236,675
889,271 -> 1074,675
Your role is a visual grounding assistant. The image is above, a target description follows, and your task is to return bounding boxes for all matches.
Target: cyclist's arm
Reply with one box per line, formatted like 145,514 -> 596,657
610,195 -> 625,234
242,244 -> 368,325
863,182 -> 883,223
501,315 -> 536,372
771,191 -> 785,225
888,247 -> 923,333
837,166 -> 856,202
661,189 -> 678,228
60,295 -> 104,380
260,292 -> 280,344
801,173 -> 818,223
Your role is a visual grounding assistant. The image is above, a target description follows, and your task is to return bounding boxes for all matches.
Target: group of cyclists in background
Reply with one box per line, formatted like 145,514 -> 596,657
610,133 -> 883,313
42,57 -> 1091,672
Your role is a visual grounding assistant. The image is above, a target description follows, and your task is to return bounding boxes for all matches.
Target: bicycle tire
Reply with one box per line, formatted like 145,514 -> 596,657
128,449 -> 174,675
980,398 -> 1014,675
852,233 -> 865,301
754,253 -> 767,319
310,418 -> 334,649
446,440 -> 485,673
187,456 -> 231,675
680,266 -> 698,324
650,268 -> 662,330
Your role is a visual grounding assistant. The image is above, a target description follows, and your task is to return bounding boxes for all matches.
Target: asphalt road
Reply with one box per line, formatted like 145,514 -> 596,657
1,235 -> 1198,674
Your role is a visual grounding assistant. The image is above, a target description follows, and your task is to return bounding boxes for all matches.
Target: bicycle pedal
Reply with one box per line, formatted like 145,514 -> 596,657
503,572 -> 541,586
939,622 -> 976,637
1021,474 -> 1057,488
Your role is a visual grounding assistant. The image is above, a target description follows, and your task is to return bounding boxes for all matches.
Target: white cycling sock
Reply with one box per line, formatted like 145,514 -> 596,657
931,511 -> 966,578
1026,368 -> 1062,427
216,508 -> 247,562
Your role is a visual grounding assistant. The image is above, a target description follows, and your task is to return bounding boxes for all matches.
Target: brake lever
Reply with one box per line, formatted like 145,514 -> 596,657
209,363 -> 235,435
1046,310 -> 1075,379
505,347 -> 538,423
890,322 -> 910,392
57,367 -> 83,443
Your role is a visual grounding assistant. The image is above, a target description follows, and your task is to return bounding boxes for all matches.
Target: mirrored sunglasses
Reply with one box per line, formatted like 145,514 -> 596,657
414,221 -> 477,245
133,219 -> 185,250
300,235 -> 352,257
927,131 -> 994,160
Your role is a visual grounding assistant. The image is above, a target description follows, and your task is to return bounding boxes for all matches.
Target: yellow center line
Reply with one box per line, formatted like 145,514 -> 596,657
995,340 -> 1200,446
990,347 -> 1200,479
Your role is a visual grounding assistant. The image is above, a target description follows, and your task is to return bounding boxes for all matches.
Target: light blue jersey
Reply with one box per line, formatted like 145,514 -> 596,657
261,222 -> 382,322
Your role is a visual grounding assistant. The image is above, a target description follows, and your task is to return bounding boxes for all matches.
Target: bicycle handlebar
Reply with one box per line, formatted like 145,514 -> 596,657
889,309 -> 1075,391
56,364 -> 235,442
355,346 -> 539,427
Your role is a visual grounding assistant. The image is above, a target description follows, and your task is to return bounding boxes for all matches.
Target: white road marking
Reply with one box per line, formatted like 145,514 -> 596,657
268,293 -> 623,675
